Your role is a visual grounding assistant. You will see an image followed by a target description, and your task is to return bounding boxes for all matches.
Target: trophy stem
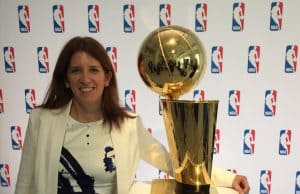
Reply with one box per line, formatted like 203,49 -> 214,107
161,99 -> 218,189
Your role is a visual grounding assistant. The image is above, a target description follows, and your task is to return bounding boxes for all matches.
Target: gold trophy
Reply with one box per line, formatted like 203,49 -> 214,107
137,25 -> 218,194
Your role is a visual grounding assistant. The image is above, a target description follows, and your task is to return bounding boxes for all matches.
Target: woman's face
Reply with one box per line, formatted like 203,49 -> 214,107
66,51 -> 111,109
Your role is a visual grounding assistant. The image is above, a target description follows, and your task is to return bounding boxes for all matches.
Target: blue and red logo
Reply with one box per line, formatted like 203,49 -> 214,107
158,169 -> 169,179
0,164 -> 10,187
37,47 -> 49,73
285,45 -> 298,73
0,89 -> 3,113
279,129 -> 291,155
195,3 -> 207,32
25,89 -> 36,114
248,45 -> 260,73
53,5 -> 65,33
211,46 -> 223,73
232,2 -> 245,31
296,171 -> 300,193
193,89 -> 205,101
123,4 -> 135,33
243,129 -> 255,154
88,5 -> 100,33
214,129 -> 220,154
260,170 -> 272,194
227,169 -> 237,174
125,89 -> 136,113
11,125 -> 23,150
228,90 -> 240,116
18,5 -> 30,33
264,90 -> 277,116
106,47 -> 117,72
158,96 -> 163,116
270,2 -> 283,31
159,4 -> 171,27
4,47 -> 16,73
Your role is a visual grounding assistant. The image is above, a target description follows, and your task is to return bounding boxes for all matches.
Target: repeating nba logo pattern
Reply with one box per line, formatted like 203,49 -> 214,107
159,4 -> 171,27
125,89 -> 136,113
214,129 -> 220,154
11,126 -> 23,150
285,45 -> 298,73
211,46 -> 223,73
296,171 -> 300,194
195,3 -> 207,32
264,90 -> 277,116
0,89 -> 3,113
106,47 -> 117,72
248,45 -> 260,73
4,47 -> 16,73
88,5 -> 100,33
18,5 -> 30,33
193,89 -> 205,101
243,129 -> 255,154
270,2 -> 283,31
228,90 -> 240,116
232,2 -> 245,32
25,89 -> 36,114
158,169 -> 169,179
260,170 -> 272,194
37,47 -> 49,73
227,169 -> 237,174
0,164 -> 10,187
53,5 -> 65,33
123,4 -> 135,33
279,129 -> 291,155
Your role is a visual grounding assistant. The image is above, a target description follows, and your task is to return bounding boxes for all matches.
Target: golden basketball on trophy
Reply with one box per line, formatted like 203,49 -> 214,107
138,25 -> 218,194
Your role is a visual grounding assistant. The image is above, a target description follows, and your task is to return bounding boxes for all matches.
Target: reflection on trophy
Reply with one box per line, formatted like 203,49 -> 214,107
138,25 -> 218,194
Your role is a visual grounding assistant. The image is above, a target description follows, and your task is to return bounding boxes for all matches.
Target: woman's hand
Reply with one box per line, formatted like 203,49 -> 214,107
232,175 -> 250,194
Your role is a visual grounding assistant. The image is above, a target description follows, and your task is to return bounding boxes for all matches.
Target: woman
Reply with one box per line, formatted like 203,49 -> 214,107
15,36 -> 250,194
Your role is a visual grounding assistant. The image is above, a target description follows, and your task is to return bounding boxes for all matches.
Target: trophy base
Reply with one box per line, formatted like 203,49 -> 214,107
151,179 -> 214,194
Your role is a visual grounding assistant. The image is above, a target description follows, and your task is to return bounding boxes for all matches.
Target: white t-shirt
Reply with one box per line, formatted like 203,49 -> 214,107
57,115 -> 117,194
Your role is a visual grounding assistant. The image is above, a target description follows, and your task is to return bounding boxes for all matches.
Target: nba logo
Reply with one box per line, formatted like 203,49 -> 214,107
211,46 -> 223,73
53,5 -> 65,33
158,96 -> 163,116
232,2 -> 245,31
193,89 -> 205,101
270,2 -> 283,31
123,4 -> 135,33
285,45 -> 298,73
228,90 -> 240,116
25,89 -> 36,114
0,164 -> 10,187
243,129 -> 255,154
158,169 -> 169,179
159,4 -> 171,27
88,5 -> 100,33
37,47 -> 49,73
214,129 -> 220,154
264,90 -> 277,116
227,169 -> 237,174
248,46 -> 260,73
125,89 -> 136,113
18,5 -> 30,33
0,89 -> 3,113
260,170 -> 272,194
279,129 -> 291,155
11,126 -> 23,150
296,171 -> 300,194
147,128 -> 152,134
4,47 -> 16,73
195,3 -> 207,32
106,47 -> 117,72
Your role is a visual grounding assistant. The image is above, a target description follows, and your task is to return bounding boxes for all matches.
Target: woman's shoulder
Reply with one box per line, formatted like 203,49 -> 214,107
30,105 -> 69,118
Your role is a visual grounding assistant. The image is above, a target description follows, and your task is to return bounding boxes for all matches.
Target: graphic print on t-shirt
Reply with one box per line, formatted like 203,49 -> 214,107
103,146 -> 116,173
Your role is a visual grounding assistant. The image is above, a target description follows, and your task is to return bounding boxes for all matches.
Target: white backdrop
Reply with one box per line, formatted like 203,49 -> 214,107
0,1 -> 299,194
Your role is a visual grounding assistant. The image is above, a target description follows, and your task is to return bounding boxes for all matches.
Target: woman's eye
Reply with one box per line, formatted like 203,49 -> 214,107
90,68 -> 99,73
70,68 -> 80,73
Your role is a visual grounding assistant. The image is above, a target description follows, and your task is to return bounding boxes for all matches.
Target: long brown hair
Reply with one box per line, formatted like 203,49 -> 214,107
40,36 -> 134,129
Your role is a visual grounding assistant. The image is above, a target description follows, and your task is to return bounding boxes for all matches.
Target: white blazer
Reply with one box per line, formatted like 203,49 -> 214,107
15,101 -> 235,194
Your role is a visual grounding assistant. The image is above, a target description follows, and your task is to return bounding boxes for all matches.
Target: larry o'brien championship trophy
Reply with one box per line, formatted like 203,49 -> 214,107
137,25 -> 218,194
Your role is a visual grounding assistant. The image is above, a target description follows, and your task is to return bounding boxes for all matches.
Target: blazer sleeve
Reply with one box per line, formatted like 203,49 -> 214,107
136,116 -> 173,175
211,166 -> 236,187
15,109 -> 39,194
